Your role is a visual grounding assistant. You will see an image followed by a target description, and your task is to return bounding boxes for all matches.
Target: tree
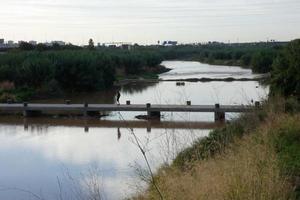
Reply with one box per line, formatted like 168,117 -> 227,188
19,42 -> 34,51
271,39 -> 300,98
36,43 -> 49,51
251,51 -> 275,73
88,39 -> 95,50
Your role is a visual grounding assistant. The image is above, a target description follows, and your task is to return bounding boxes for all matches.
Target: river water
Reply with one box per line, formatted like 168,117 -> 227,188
0,61 -> 269,200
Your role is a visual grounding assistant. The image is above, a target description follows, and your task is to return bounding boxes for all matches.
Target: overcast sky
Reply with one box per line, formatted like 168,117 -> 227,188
0,0 -> 300,45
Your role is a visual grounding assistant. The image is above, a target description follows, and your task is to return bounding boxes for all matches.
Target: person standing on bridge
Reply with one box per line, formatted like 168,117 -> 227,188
116,91 -> 121,105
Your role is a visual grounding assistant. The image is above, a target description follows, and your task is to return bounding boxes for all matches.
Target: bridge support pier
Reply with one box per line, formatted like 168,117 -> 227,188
146,103 -> 161,119
23,110 -> 43,117
214,104 -> 225,122
23,103 -> 43,117
83,103 -> 100,117
87,111 -> 100,117
147,111 -> 161,119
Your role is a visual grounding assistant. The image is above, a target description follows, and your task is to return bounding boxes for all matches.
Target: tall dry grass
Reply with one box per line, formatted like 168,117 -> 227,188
134,113 -> 296,200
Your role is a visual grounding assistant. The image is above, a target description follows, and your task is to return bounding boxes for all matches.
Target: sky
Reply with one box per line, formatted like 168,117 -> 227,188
0,0 -> 300,45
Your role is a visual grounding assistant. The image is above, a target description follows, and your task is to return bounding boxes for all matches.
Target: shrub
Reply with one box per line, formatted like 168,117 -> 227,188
271,39 -> 300,98
0,81 -> 15,91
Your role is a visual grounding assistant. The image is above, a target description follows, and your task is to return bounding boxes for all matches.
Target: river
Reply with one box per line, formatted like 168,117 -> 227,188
0,61 -> 269,200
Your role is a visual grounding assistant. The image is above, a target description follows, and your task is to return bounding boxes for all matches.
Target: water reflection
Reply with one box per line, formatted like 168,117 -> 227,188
0,122 -> 210,199
121,82 -> 158,95
117,128 -> 121,140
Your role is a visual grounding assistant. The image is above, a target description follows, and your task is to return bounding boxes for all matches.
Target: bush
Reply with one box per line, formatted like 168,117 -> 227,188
0,93 -> 16,103
273,117 -> 300,176
271,39 -> 300,98
251,51 -> 276,73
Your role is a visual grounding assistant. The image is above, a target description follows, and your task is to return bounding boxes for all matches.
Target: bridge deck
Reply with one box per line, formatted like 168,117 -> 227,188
0,103 -> 254,113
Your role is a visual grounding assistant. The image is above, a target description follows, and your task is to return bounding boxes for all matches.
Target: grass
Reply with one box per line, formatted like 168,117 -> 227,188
133,98 -> 300,200
173,109 -> 266,170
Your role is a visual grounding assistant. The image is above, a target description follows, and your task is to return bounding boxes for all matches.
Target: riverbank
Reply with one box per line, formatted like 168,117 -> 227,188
114,76 -> 268,87
114,65 -> 171,86
132,97 -> 300,200
180,57 -> 248,69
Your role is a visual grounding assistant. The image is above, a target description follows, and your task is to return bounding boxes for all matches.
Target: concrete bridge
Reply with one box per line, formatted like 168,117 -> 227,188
0,101 -> 260,122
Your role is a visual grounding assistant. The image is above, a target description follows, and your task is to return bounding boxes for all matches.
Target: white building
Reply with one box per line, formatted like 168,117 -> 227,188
7,40 -> 14,45
162,41 -> 178,46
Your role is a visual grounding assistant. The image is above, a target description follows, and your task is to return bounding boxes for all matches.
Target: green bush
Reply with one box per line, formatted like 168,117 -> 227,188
0,49 -> 164,97
273,118 -> 300,177
271,39 -> 300,98
251,51 -> 276,73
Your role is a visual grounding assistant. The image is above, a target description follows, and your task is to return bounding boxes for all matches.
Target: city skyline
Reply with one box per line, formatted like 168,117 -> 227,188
1,0 -> 300,45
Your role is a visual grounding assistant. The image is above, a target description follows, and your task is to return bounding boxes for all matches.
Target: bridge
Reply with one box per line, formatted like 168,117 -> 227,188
0,101 -> 260,122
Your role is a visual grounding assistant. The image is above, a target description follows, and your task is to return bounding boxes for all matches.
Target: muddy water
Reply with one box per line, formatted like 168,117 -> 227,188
0,61 -> 269,199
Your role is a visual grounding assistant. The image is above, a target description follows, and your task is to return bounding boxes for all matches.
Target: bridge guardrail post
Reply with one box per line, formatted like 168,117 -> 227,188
65,100 -> 71,105
187,101 -> 191,106
23,102 -> 28,117
146,103 -> 151,119
214,103 -> 225,122
84,102 -> 88,117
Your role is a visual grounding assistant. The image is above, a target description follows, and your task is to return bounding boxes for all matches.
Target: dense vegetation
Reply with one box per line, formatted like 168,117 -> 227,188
146,41 -> 285,73
271,39 -> 300,98
0,48 -> 163,102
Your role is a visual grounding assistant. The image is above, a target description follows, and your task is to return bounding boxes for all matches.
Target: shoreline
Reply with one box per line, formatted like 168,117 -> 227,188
114,75 -> 269,86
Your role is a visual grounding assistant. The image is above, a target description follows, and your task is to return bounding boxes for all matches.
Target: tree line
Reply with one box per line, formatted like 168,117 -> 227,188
148,42 -> 286,73
0,49 -> 163,101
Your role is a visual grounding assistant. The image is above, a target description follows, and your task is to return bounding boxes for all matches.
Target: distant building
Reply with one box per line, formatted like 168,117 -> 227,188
6,40 -> 18,48
0,39 -> 4,44
7,40 -> 14,45
163,41 -> 178,46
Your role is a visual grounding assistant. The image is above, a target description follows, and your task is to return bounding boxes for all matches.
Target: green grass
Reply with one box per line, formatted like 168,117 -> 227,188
272,117 -> 300,198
